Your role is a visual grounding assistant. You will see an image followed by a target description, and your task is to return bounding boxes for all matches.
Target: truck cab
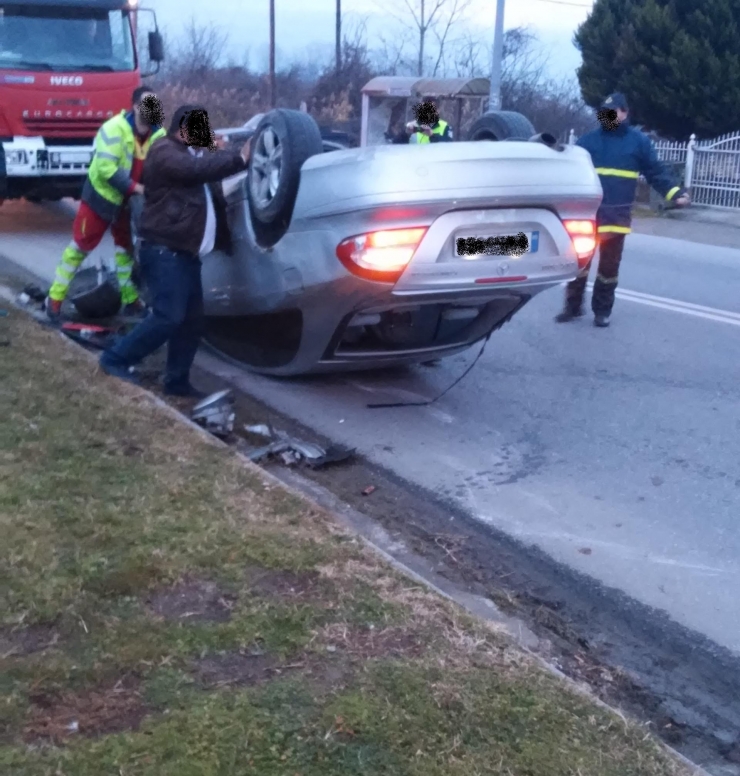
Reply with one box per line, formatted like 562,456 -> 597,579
0,0 -> 163,203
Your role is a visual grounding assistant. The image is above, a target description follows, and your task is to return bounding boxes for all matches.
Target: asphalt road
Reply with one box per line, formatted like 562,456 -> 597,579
2,198 -> 740,659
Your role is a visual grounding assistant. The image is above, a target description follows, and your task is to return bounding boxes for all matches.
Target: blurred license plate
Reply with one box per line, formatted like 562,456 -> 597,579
59,152 -> 91,164
455,231 -> 539,259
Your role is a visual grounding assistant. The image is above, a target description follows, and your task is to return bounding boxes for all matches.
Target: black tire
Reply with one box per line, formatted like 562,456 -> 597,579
247,109 -> 323,247
467,111 -> 536,141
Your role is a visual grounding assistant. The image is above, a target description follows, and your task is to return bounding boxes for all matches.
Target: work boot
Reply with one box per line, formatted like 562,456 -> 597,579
594,314 -> 611,328
554,305 -> 584,323
45,297 -> 63,322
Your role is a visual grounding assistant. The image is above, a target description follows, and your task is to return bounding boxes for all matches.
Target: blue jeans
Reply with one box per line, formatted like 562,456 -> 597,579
101,243 -> 204,390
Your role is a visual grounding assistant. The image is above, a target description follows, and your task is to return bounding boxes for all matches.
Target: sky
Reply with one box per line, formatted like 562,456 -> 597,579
148,0 -> 594,82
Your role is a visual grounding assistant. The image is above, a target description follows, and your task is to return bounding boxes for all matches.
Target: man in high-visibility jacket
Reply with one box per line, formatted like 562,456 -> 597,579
46,86 -> 166,321
556,92 -> 690,327
387,96 -> 453,144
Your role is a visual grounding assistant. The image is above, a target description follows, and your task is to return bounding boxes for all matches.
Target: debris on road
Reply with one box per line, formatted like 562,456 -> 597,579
244,424 -> 354,469
244,424 -> 272,438
362,485 -> 376,496
60,322 -> 119,350
191,390 -> 236,438
20,284 -> 48,304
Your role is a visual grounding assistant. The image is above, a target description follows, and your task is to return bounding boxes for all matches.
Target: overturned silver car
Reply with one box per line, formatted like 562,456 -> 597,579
197,78 -> 603,376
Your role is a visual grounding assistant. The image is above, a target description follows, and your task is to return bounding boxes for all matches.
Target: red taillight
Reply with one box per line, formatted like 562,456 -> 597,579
563,219 -> 597,269
336,227 -> 428,283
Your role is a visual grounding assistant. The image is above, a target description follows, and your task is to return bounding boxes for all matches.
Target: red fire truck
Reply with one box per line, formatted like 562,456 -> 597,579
0,0 -> 164,204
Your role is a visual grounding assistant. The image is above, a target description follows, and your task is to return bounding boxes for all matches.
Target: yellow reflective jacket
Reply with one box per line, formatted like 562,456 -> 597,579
411,120 -> 452,144
82,110 -> 165,220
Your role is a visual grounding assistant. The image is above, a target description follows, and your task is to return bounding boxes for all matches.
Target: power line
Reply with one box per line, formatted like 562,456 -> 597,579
530,0 -> 592,7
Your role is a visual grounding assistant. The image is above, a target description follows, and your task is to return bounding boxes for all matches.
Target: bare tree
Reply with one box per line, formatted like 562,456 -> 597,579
170,17 -> 229,84
375,0 -> 472,77
448,29 -> 486,79
373,27 -> 415,75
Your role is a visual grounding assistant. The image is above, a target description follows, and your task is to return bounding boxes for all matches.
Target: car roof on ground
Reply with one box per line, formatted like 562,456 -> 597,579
361,77 -> 490,99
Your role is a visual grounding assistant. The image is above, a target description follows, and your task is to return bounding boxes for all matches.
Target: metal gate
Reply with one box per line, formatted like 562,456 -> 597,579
689,133 -> 740,209
568,129 -> 740,210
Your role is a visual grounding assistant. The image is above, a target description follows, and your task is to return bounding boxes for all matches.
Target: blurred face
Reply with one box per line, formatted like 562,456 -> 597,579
137,93 -> 164,127
414,99 -> 439,127
179,110 -> 216,150
597,107 -> 627,130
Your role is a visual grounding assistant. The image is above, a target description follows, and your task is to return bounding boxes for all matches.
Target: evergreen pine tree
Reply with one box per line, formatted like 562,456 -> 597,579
574,0 -> 740,139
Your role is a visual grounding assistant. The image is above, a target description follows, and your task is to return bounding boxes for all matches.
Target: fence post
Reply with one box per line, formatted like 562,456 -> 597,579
684,133 -> 696,190
568,128 -> 575,145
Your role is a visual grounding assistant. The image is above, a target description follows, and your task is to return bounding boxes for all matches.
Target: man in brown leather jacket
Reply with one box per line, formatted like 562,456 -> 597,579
99,104 -> 250,396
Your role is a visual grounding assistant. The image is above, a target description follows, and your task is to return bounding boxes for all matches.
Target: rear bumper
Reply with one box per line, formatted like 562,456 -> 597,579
204,281 -> 558,377
1,136 -> 91,199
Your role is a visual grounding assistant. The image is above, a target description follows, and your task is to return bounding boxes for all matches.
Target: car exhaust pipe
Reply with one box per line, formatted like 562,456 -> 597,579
529,132 -> 565,151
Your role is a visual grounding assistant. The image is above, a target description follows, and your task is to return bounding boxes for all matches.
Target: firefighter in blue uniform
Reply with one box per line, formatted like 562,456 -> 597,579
556,93 -> 691,327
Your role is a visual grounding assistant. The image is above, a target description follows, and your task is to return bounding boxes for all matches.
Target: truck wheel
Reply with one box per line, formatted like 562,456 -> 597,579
247,109 -> 324,247
467,111 -> 536,141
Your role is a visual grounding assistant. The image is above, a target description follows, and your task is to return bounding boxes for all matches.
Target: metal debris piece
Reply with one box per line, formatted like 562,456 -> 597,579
279,450 -> 301,466
244,424 -> 272,438
248,441 -> 291,463
245,425 -> 354,468
362,485 -> 376,496
191,390 -> 236,438
61,322 -> 118,350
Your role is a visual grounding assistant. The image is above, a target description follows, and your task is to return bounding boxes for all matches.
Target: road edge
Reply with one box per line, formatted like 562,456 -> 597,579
0,282 -> 711,776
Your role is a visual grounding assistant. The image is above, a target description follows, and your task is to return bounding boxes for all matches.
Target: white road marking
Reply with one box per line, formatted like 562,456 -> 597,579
585,282 -> 740,326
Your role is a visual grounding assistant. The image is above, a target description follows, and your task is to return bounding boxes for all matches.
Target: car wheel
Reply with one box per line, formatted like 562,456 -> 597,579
467,111 -> 536,141
247,109 -> 324,247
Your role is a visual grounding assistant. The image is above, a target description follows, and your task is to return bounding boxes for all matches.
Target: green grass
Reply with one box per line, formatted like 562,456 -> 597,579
0,310 -> 693,775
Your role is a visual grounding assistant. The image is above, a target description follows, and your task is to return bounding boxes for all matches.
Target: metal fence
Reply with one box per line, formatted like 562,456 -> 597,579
568,129 -> 740,210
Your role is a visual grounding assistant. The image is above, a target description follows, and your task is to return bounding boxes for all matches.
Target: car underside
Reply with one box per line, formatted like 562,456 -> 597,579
196,120 -> 602,377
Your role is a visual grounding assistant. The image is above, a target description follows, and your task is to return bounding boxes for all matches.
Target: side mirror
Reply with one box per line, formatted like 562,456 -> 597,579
148,31 -> 164,63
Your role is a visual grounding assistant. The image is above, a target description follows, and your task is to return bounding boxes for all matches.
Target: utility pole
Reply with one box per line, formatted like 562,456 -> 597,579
269,0 -> 276,108
488,0 -> 505,111
335,0 -> 341,73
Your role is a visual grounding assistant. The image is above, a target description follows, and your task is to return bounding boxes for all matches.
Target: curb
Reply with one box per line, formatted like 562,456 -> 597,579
0,284 -> 712,776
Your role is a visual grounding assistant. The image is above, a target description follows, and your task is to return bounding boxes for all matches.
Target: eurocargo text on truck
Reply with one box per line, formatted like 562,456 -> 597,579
0,0 -> 164,205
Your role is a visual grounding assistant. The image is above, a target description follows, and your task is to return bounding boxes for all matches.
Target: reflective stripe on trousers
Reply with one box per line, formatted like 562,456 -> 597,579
48,243 -> 87,302
114,250 -> 138,305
